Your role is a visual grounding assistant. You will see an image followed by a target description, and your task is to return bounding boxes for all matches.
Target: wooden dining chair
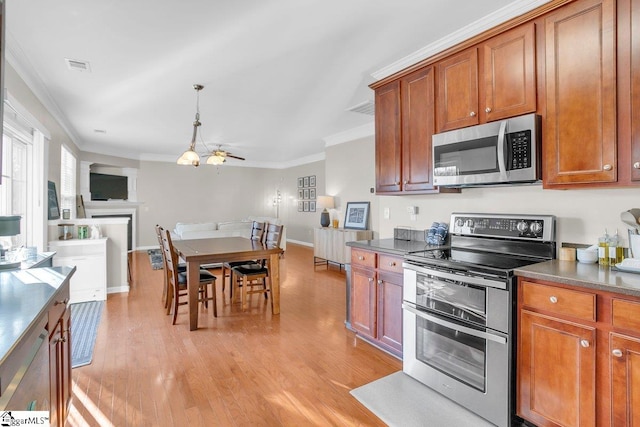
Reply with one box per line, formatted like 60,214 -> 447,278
160,228 -> 218,324
231,223 -> 283,311
221,221 -> 266,300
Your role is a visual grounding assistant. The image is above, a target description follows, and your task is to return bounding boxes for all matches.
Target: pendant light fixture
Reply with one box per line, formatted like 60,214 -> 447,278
177,84 -> 204,167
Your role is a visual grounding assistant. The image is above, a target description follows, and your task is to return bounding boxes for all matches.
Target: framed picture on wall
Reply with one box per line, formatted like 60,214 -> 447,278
298,201 -> 303,212
47,181 -> 60,220
298,189 -> 304,199
303,176 -> 309,187
309,201 -> 316,212
303,201 -> 309,212
309,188 -> 316,200
309,175 -> 316,187
298,177 -> 304,188
303,189 -> 309,199
344,201 -> 370,230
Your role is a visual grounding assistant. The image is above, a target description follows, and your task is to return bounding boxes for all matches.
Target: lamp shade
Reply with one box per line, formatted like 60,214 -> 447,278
317,196 -> 335,210
0,216 -> 20,236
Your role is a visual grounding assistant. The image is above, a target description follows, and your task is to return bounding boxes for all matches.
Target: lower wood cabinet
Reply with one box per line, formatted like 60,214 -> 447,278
350,248 -> 403,357
48,277 -> 72,427
518,278 -> 640,426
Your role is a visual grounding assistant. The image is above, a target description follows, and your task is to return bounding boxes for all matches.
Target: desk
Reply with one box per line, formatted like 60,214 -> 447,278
173,237 -> 284,330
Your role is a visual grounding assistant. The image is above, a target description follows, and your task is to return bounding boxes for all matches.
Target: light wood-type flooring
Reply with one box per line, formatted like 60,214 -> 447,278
66,243 -> 401,426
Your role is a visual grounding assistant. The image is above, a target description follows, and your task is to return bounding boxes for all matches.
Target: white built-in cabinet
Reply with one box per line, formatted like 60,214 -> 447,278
314,228 -> 373,268
48,238 -> 108,304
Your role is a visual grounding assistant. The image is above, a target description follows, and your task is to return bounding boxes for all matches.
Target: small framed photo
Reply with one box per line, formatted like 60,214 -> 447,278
303,176 -> 309,187
309,188 -> 316,200
303,189 -> 310,199
309,175 -> 316,187
344,201 -> 370,230
303,201 -> 309,212
298,177 -> 304,188
309,201 -> 316,212
298,189 -> 304,200
298,201 -> 303,212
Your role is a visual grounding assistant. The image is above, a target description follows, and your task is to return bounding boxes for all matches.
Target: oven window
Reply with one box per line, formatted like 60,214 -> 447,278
416,273 -> 486,326
433,136 -> 499,176
416,315 -> 486,392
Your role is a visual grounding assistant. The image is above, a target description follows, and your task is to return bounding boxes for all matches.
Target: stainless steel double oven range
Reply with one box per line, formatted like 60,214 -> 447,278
402,213 -> 556,427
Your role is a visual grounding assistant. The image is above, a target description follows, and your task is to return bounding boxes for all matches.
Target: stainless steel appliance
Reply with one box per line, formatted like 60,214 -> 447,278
432,113 -> 541,187
403,213 -> 555,427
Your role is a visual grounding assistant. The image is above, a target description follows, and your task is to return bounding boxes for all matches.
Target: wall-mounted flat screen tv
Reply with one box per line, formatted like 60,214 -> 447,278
90,172 -> 128,201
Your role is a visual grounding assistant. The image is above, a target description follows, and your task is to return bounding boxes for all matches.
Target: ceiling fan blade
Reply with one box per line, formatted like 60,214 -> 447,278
226,154 -> 245,161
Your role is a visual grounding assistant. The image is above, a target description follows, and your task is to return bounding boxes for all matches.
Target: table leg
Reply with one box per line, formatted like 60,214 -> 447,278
270,253 -> 280,315
187,261 -> 199,330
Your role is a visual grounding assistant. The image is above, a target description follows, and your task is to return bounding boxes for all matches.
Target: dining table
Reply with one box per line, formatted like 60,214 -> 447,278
172,236 -> 284,330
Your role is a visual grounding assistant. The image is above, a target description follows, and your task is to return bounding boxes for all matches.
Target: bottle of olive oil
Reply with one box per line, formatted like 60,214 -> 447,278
599,229 -> 610,267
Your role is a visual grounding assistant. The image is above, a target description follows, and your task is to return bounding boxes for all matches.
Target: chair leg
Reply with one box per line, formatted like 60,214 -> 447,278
202,284 -> 209,308
166,282 -> 174,316
241,276 -> 248,311
172,287 -> 179,325
212,282 -> 217,317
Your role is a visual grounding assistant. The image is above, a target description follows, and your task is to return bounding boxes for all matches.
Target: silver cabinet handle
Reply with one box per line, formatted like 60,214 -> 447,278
55,298 -> 69,306
634,162 -> 640,169
377,280 -> 383,285
389,262 -> 396,267
469,111 -> 476,117
485,107 -> 491,113
603,164 -> 613,171
358,256 -> 364,261
612,349 -> 623,357
403,180 -> 408,185
549,296 -> 558,304
580,339 -> 590,348
368,277 -> 373,282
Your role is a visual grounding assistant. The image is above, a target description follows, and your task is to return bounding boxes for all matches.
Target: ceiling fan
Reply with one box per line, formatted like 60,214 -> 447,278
206,145 -> 245,165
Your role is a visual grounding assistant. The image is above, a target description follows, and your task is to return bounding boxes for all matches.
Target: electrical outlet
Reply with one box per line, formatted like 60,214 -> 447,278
407,206 -> 418,214
384,207 -> 390,219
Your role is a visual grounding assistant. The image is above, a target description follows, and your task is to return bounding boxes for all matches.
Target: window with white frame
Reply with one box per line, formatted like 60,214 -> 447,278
60,145 -> 76,217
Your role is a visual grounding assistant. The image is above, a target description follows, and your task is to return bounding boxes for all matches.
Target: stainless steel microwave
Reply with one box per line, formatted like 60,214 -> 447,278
432,113 -> 541,187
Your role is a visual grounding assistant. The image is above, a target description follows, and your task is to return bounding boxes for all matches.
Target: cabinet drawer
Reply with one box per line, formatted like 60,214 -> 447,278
521,281 -> 596,322
612,298 -> 640,332
48,283 -> 70,333
351,249 -> 376,269
379,254 -> 403,274
49,242 -> 106,257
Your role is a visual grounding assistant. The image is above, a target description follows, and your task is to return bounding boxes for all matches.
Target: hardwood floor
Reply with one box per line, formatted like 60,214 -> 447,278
67,243 -> 401,426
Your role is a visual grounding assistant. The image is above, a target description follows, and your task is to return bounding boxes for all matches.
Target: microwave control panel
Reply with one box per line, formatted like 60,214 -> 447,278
507,130 -> 531,170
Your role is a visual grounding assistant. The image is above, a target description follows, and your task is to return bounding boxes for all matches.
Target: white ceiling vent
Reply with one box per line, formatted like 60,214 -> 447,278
346,100 -> 375,116
65,58 -> 91,72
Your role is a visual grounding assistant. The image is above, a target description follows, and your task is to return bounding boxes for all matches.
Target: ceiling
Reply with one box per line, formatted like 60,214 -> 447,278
6,0 -> 535,167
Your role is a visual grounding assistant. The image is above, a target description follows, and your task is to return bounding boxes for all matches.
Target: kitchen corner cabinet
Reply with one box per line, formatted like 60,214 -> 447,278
49,238 -> 108,304
48,276 -> 72,427
436,22 -> 536,133
542,0 -> 617,186
350,248 -> 403,357
517,278 -> 640,426
621,0 -> 640,182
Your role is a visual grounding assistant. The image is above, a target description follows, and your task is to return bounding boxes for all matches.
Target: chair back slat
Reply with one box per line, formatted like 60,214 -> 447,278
160,227 -> 180,290
250,221 -> 266,242
264,223 -> 284,248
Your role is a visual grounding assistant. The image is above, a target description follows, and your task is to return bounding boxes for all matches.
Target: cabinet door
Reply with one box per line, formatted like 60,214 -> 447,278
518,310 -> 596,427
351,267 -> 377,339
48,319 -> 63,427
375,80 -> 402,193
543,0 -> 616,186
436,48 -> 479,132
400,66 -> 437,192
481,22 -> 536,122
55,255 -> 106,303
61,309 -> 71,421
610,333 -> 640,426
629,0 -> 640,180
377,272 -> 403,353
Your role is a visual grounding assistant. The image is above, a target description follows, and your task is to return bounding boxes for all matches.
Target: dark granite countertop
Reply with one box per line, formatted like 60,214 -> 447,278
515,260 -> 640,297
0,266 -> 75,367
346,238 -> 443,257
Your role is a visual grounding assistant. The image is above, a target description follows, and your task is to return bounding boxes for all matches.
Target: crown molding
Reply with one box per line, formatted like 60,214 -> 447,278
323,122 -> 374,147
372,0 -> 552,81
139,150 -> 325,169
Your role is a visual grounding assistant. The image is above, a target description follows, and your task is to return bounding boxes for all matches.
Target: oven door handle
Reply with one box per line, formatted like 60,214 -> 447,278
402,303 -> 507,345
403,262 -> 507,290
497,119 -> 508,176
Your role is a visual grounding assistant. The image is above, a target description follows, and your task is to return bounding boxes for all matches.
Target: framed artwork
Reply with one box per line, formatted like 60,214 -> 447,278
303,201 -> 309,212
309,175 -> 316,187
344,201 -> 370,230
47,181 -> 60,220
298,201 -> 303,212
303,176 -> 309,187
298,177 -> 304,188
298,189 -> 304,200
309,188 -> 316,200
303,188 -> 310,199
309,201 -> 316,212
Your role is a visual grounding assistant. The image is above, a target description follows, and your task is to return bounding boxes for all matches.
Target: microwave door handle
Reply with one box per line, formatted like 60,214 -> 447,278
497,120 -> 507,176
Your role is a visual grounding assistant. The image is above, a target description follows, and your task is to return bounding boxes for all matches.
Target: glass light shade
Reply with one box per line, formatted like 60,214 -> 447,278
206,154 -> 225,165
177,148 -> 200,165
317,196 -> 335,210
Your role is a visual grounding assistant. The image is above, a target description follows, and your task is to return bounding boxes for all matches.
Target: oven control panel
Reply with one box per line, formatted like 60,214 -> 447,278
450,213 -> 555,241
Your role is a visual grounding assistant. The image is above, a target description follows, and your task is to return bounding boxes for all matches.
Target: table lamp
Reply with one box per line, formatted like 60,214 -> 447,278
0,215 -> 21,270
317,196 -> 334,228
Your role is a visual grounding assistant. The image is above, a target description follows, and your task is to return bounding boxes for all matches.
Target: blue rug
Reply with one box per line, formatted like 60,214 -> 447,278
70,301 -> 104,368
148,249 -> 163,270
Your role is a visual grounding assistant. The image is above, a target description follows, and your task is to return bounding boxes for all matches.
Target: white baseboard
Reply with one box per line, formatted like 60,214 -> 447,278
107,285 -> 130,294
287,239 -> 313,247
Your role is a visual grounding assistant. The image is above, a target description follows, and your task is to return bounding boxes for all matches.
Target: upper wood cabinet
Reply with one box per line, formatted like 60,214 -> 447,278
375,66 -> 444,194
436,23 -> 536,133
542,0 -> 617,186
